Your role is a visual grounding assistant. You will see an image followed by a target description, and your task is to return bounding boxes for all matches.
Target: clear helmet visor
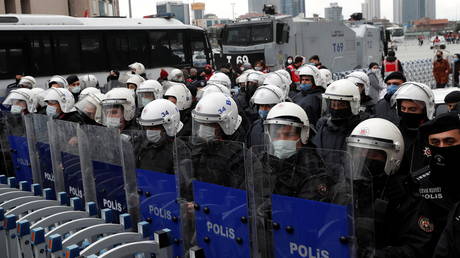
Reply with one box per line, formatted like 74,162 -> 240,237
137,91 -> 156,108
264,121 -> 302,159
75,98 -> 98,121
321,98 -> 353,120
102,103 -> 124,128
191,119 -> 222,143
347,146 -> 388,181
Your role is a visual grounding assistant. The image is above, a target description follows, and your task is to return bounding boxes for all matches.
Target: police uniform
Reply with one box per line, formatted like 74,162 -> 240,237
246,118 -> 264,148
234,91 -> 258,131
136,138 -> 175,174
433,202 -> 460,258
374,94 -> 399,125
292,87 -> 324,128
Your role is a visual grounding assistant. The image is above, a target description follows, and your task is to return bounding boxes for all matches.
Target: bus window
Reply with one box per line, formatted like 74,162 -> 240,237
106,31 -> 130,70
148,30 -> 186,67
224,25 -> 250,46
128,31 -> 149,66
28,32 -> 53,76
80,32 -> 106,72
190,31 -> 208,67
168,31 -> 186,66
0,32 -> 26,79
53,32 -> 80,74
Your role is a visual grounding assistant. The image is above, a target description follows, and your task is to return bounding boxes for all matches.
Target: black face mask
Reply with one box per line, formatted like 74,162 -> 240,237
429,144 -> 460,192
436,55 -> 443,60
364,159 -> 386,177
330,107 -> 353,125
399,112 -> 426,130
247,84 -> 258,98
107,75 -> 119,81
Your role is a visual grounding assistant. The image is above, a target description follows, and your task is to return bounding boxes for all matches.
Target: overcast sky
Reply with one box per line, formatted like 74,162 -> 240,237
119,0 -> 460,22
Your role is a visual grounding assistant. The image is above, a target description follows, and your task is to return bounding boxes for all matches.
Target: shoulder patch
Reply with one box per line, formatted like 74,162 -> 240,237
418,216 -> 434,233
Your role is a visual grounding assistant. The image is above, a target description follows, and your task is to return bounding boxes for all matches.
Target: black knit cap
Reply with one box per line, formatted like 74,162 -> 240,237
444,90 -> 460,104
384,71 -> 406,83
419,111 -> 460,137
66,75 -> 79,85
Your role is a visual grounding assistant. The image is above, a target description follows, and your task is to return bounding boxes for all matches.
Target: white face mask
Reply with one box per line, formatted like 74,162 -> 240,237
371,68 -> 380,73
272,140 -> 298,159
71,86 -> 81,94
287,59 -> 293,64
141,97 -> 152,107
197,124 -> 215,140
146,129 -> 162,143
46,105 -> 58,117
254,66 -> 262,71
105,116 -> 121,128
10,105 -> 24,114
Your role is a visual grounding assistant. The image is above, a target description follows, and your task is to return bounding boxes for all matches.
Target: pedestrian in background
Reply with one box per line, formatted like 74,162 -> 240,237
432,51 -> 451,88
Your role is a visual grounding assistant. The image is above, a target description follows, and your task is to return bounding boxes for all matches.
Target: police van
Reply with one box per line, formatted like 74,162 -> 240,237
0,14 -> 213,96
220,14 -> 384,72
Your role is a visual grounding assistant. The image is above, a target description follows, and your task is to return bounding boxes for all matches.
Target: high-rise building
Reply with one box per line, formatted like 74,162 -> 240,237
0,0 -> 120,17
362,0 -> 380,20
156,1 -> 190,24
248,0 -> 305,17
393,0 -> 436,25
325,2 -> 343,22
425,0 -> 436,19
191,2 -> 205,20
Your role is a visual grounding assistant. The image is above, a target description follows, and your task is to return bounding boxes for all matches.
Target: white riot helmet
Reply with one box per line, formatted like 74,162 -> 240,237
79,87 -> 101,101
391,82 -> 435,120
297,64 -> 324,88
30,88 -> 46,110
246,71 -> 266,86
80,74 -> 99,89
138,99 -> 183,137
208,72 -> 231,89
347,118 -> 405,175
346,71 -> 370,95
276,69 -> 291,81
43,88 -> 76,113
48,75 -> 68,88
74,92 -> 104,123
3,88 -> 36,114
164,82 -> 192,111
251,85 -> 285,106
322,79 -> 361,116
263,72 -> 291,99
169,69 -> 185,83
265,102 -> 310,145
102,88 -> 136,127
319,69 -> 333,87
192,92 -> 242,137
18,76 -> 36,89
198,84 -> 232,101
137,80 -> 164,108
128,62 -> 145,75
126,74 -> 145,90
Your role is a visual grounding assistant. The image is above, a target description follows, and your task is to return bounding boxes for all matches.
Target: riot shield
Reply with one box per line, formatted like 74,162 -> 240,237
31,114 -> 55,189
249,145 -> 373,258
49,119 -> 83,199
175,137 -> 253,257
78,124 -> 128,220
122,130 -> 179,256
1,112 -> 33,183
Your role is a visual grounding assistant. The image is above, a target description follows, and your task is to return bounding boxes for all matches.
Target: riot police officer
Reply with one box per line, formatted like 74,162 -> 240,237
374,71 -> 406,124
312,79 -> 366,152
2,88 -> 36,115
136,99 -> 183,174
71,92 -> 104,125
292,64 -> 325,127
164,82 -> 193,136
414,111 -> 460,256
347,118 -> 435,258
246,84 -> 285,147
135,80 -> 164,116
346,71 -> 375,114
43,88 -> 78,121
234,71 -> 266,130
392,82 -> 435,173
101,88 -> 138,131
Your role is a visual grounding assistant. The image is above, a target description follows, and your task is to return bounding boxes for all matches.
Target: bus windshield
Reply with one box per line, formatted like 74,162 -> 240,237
223,22 -> 273,46
390,28 -> 404,37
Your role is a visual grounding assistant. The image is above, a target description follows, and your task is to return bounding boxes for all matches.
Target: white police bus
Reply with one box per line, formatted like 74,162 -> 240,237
386,26 -> 405,43
0,14 -> 213,95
